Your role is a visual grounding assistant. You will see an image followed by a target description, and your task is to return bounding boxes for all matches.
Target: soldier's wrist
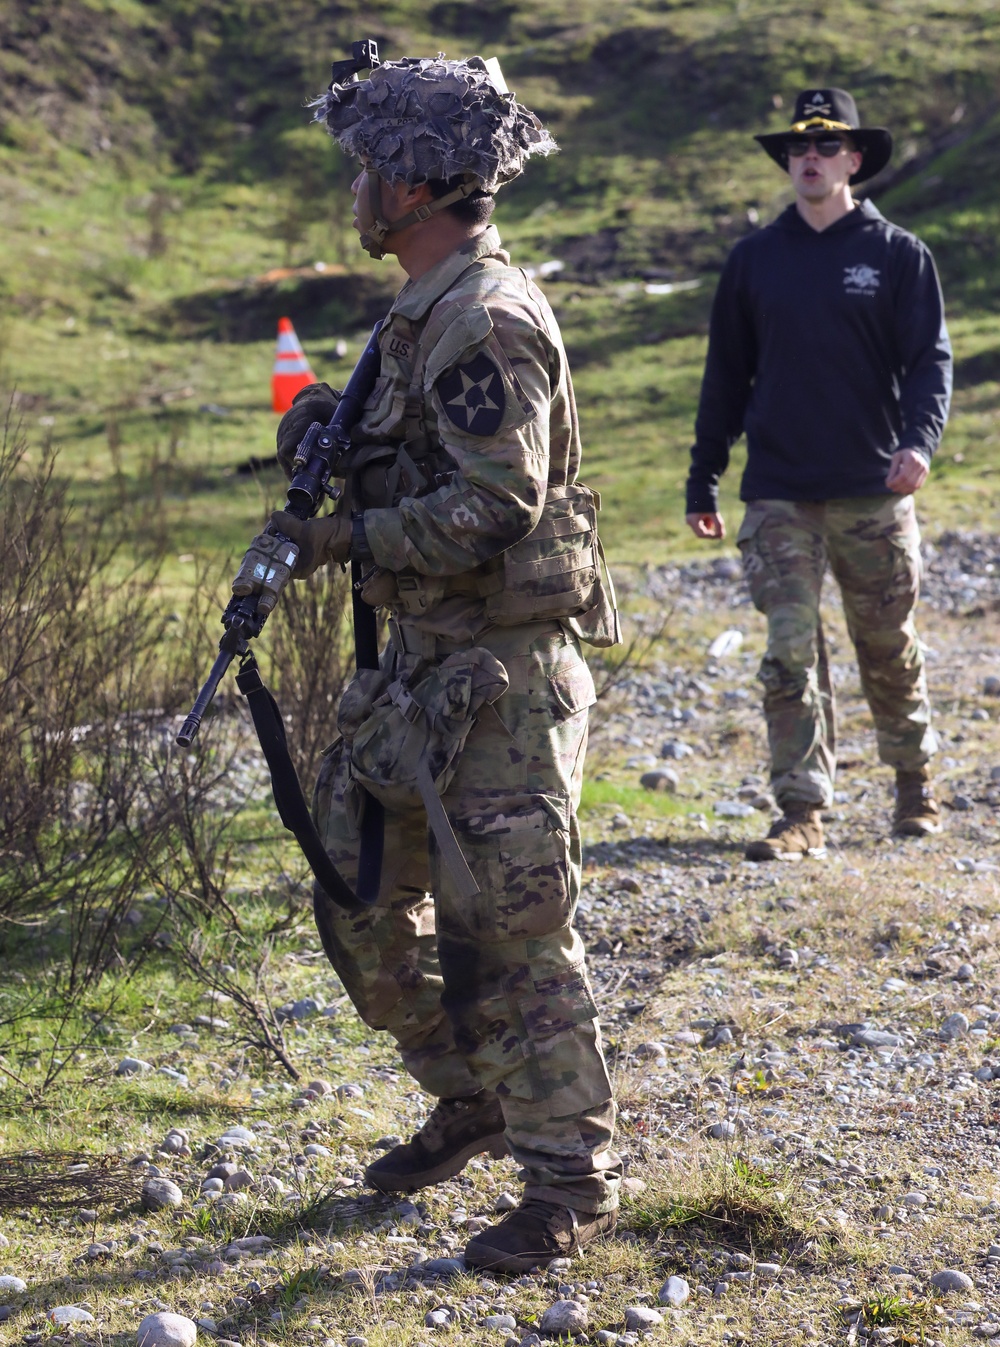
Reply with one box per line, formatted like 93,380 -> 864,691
351,513 -> 374,562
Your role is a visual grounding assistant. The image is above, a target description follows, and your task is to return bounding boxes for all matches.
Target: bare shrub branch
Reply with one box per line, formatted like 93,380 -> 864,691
170,923 -> 301,1081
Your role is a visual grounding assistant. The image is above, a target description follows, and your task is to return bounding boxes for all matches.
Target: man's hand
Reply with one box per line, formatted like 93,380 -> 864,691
276,382 -> 341,479
886,448 -> 930,495
270,509 -> 352,576
686,511 -> 726,539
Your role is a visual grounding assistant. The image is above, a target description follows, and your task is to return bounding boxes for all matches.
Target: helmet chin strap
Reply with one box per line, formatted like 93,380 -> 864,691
357,168 -> 482,260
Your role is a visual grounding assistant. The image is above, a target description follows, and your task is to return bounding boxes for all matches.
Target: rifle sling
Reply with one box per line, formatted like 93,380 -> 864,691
235,654 -> 376,911
414,756 -> 480,902
349,557 -> 387,903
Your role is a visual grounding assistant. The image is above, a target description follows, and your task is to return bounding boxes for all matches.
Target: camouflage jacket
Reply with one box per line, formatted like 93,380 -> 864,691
355,226 -> 584,645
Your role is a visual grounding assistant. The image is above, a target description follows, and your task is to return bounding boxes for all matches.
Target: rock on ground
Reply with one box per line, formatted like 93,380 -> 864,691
116,1057 -> 152,1076
625,1305 -> 664,1330
137,1312 -> 198,1347
930,1269 -> 975,1294
539,1300 -> 589,1334
659,1275 -> 690,1307
49,1307 -> 95,1326
141,1177 -> 183,1211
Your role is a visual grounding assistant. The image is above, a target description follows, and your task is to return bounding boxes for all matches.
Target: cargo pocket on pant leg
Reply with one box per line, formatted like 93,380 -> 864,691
736,507 -> 768,609
503,965 -> 613,1117
453,796 -> 574,943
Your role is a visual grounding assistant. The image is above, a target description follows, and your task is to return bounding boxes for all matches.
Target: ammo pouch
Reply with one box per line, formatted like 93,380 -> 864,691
342,648 -> 510,899
483,482 -> 621,647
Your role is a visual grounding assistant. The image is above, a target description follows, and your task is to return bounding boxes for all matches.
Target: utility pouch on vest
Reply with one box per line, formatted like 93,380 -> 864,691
484,482 -> 621,646
348,648 -> 509,898
395,571 -> 447,616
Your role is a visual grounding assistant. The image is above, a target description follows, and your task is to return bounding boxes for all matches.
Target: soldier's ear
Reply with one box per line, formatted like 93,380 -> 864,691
401,180 -> 434,209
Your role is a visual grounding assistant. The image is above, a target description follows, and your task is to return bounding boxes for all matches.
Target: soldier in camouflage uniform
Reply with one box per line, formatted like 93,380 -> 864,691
255,50 -> 622,1270
685,88 -> 952,859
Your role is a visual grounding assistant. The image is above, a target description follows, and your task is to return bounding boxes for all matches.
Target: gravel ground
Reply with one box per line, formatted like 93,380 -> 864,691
0,532 -> 998,1347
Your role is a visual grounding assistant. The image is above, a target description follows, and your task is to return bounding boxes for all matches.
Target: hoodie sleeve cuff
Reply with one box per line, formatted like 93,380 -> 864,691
685,479 -> 721,515
897,442 -> 933,463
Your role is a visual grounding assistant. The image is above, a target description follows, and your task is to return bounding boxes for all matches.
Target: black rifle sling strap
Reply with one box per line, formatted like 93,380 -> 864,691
235,654 -> 369,911
350,556 -> 385,905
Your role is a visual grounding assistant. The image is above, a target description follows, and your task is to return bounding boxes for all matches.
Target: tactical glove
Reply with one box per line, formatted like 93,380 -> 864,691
270,508 -> 352,577
275,382 -> 341,479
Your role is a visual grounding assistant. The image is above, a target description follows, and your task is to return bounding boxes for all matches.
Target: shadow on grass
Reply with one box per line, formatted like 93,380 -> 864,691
148,271 -> 397,345
0,1185 -> 406,1318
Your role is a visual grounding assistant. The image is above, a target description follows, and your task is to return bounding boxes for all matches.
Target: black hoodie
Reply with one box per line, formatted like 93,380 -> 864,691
686,200 -> 952,514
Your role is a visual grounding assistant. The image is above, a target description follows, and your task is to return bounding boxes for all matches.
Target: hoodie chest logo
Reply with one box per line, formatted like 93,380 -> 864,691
844,264 -> 881,296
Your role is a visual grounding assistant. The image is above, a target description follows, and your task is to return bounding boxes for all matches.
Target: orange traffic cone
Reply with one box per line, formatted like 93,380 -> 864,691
271,317 -> 316,412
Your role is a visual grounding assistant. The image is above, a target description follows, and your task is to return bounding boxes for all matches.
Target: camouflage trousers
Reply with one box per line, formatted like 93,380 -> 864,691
311,622 -> 621,1214
737,495 -> 937,809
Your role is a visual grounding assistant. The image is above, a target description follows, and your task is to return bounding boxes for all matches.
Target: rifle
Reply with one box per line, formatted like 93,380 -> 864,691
177,321 -> 385,910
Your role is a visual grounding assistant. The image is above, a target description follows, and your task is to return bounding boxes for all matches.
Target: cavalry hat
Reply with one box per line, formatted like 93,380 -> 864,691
754,87 -> 893,184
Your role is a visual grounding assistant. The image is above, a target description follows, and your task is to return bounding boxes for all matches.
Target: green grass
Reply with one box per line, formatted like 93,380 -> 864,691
624,1153 -> 803,1257
852,1290 -> 936,1344
580,776 -> 693,823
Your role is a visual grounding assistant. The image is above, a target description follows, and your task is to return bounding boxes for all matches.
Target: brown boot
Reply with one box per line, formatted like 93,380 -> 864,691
464,1199 -> 617,1272
894,768 -> 942,836
745,804 -> 826,861
364,1091 -> 507,1194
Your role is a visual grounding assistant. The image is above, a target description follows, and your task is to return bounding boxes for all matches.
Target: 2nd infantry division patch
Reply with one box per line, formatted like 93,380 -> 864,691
438,352 -> 506,436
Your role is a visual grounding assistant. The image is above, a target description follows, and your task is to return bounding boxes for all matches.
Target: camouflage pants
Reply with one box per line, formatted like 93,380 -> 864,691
311,623 -> 621,1214
737,495 -> 937,809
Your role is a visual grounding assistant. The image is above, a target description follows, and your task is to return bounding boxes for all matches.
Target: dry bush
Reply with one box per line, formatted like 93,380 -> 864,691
0,406 -> 253,1090
0,411 -> 170,923
170,924 -> 302,1080
0,1150 -> 141,1211
260,546 -> 356,787
587,582 -> 676,730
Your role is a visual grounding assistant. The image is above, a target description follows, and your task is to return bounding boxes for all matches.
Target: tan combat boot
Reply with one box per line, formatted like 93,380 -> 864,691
464,1198 -> 617,1272
745,803 -> 826,861
365,1091 -> 507,1193
893,767 -> 942,836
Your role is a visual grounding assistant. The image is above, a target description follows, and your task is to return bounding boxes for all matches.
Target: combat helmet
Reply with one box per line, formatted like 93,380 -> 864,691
312,40 -> 557,259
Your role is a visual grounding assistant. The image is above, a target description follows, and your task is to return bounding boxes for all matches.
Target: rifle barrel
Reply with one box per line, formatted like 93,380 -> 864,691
177,647 -> 237,747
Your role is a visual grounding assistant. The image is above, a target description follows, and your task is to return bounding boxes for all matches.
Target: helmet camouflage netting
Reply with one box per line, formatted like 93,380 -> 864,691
311,56 -> 557,191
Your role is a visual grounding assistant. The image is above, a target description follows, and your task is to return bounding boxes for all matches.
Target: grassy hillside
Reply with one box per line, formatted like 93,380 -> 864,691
1,0 -> 999,580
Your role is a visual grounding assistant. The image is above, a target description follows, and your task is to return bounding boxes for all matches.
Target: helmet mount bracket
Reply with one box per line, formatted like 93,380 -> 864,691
329,38 -> 380,88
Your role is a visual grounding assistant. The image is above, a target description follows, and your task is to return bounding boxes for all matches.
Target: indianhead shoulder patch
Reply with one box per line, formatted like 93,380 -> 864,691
437,351 -> 506,436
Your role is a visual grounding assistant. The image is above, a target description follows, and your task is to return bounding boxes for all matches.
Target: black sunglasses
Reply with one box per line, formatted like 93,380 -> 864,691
786,135 -> 850,158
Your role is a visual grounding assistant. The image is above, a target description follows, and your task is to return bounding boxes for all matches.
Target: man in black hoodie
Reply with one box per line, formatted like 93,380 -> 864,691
686,88 -> 952,860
